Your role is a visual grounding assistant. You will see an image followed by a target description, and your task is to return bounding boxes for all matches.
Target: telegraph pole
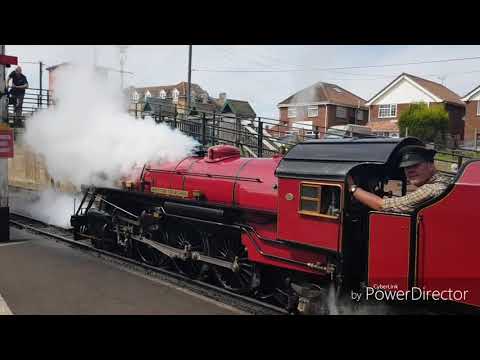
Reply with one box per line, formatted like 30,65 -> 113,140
39,61 -> 43,107
187,45 -> 192,110
117,45 -> 129,90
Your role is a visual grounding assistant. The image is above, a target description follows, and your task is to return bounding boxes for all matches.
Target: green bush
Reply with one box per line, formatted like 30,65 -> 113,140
398,102 -> 449,144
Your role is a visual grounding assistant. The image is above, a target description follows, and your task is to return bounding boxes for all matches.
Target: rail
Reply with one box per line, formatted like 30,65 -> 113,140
9,211 -> 287,315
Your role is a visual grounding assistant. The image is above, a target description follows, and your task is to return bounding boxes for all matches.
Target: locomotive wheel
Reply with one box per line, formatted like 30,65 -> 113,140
135,230 -> 172,268
166,221 -> 209,279
209,235 -> 259,294
91,223 -> 114,251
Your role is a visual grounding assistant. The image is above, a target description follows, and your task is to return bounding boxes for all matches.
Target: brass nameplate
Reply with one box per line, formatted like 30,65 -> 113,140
151,187 -> 189,198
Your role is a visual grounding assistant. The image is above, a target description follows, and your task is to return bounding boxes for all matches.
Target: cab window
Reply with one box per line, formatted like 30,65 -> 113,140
299,183 -> 341,219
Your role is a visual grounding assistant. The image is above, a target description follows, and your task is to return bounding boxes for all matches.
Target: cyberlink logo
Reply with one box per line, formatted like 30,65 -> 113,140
351,285 -> 469,302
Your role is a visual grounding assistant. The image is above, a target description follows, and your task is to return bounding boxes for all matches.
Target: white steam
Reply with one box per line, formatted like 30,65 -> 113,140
10,188 -> 79,228
325,283 -> 393,315
23,64 -> 198,188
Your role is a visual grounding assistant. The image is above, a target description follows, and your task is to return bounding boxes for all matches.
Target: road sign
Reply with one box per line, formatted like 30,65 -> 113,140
0,129 -> 14,158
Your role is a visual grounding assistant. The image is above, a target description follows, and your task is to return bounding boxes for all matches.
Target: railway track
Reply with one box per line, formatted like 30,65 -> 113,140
9,212 -> 289,315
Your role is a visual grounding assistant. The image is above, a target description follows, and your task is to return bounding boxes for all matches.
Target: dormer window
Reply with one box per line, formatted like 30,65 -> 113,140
159,89 -> 166,99
172,88 -> 179,103
132,91 -> 139,102
145,90 -> 151,101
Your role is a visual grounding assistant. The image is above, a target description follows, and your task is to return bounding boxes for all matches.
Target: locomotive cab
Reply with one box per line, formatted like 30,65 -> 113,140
276,137 -> 426,292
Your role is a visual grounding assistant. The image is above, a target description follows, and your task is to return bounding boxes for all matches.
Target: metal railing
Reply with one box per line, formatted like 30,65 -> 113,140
7,90 -> 476,173
129,99 -> 480,177
432,146 -> 480,174
129,100 -> 332,158
6,87 -> 53,127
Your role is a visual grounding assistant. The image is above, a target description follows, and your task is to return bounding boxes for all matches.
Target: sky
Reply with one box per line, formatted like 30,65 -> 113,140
6,45 -> 480,119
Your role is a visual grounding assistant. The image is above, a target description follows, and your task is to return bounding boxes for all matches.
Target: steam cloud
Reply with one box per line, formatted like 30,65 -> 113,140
10,188 -> 79,228
23,64 -> 198,189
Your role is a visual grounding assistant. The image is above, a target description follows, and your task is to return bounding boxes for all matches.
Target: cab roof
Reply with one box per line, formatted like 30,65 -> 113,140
275,137 -> 424,180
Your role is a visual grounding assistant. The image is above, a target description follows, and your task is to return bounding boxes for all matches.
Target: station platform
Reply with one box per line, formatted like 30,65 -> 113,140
0,227 -> 244,315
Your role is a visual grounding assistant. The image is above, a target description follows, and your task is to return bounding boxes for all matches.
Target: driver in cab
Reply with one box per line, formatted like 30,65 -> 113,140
347,145 -> 452,214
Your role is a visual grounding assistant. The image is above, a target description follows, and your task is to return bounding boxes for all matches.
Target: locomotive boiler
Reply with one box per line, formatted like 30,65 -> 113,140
71,137 -> 480,314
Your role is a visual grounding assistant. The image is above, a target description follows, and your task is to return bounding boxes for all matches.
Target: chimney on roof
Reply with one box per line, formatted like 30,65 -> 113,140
219,92 -> 227,106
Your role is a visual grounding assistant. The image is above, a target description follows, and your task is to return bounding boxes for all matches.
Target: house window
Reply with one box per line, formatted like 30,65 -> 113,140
172,88 -> 179,104
299,182 -> 341,219
288,107 -> 297,118
477,101 -> 480,116
159,89 -> 166,99
336,106 -> 347,119
356,110 -> 364,121
378,104 -> 397,118
132,91 -> 139,102
307,105 -> 318,117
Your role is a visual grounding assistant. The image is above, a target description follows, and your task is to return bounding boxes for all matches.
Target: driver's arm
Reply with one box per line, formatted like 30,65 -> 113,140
351,187 -> 383,210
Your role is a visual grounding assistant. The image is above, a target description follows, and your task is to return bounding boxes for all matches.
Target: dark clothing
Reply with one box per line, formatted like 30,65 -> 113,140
8,72 -> 28,96
12,93 -> 25,117
8,72 -> 28,119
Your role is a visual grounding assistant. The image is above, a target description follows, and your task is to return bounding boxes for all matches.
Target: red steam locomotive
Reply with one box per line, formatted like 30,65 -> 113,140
71,137 -> 480,314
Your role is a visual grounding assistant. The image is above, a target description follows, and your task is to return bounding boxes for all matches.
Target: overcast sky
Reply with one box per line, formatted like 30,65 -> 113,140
6,45 -> 480,118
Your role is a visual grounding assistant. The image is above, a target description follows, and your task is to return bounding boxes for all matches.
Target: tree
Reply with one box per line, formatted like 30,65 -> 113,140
398,102 -> 449,145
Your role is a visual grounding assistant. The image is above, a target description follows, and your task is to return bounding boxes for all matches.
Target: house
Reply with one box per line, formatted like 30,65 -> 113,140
215,93 -> 256,120
277,82 -> 368,137
461,84 -> 480,147
128,81 -> 214,115
366,73 -> 465,139
138,85 -> 257,119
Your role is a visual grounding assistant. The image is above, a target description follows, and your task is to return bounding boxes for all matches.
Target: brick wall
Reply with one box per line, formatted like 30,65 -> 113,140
368,102 -> 465,137
445,103 -> 466,140
369,103 -> 411,124
464,100 -> 480,145
326,105 -> 368,128
280,104 -> 368,137
8,141 -> 76,192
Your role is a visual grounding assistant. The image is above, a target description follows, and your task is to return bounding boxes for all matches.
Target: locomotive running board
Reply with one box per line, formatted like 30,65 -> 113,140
131,235 -> 239,272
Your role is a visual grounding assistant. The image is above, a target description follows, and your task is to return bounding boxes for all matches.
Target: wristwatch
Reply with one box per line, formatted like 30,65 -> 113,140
349,185 -> 358,194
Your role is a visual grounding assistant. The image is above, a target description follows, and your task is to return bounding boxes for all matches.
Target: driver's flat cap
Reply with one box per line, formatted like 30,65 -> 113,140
398,145 -> 436,168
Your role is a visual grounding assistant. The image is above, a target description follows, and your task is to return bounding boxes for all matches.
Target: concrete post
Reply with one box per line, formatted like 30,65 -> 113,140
0,45 -> 10,241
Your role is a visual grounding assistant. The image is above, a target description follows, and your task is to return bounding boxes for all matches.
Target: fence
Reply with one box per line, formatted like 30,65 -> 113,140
129,100 -> 329,158
7,91 -> 479,174
6,87 -> 53,127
